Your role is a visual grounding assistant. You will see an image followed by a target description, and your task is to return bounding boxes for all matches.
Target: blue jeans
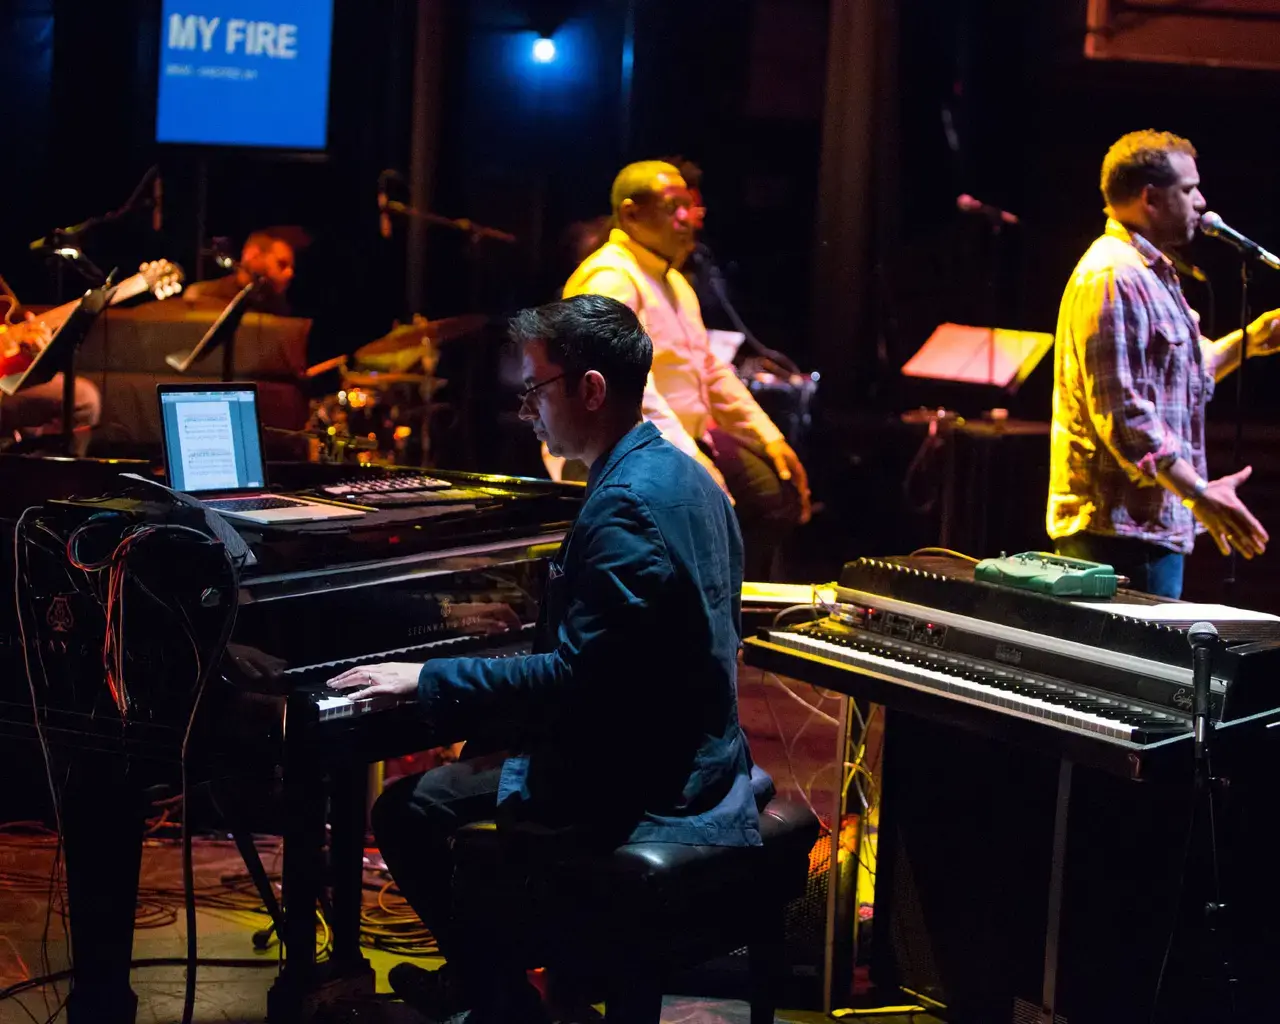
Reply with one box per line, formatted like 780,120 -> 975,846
1054,533 -> 1184,599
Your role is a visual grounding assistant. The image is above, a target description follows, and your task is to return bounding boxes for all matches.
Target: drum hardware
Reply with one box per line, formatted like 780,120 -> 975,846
306,314 -> 486,467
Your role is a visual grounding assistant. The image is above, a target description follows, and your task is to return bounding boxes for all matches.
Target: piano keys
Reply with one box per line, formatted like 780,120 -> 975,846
759,620 -> 1190,740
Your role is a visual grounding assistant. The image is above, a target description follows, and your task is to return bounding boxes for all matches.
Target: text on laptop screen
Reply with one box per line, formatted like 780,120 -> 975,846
160,388 -> 265,493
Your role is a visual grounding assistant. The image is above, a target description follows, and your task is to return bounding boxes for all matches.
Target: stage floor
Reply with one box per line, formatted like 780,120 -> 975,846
0,835 -> 927,1024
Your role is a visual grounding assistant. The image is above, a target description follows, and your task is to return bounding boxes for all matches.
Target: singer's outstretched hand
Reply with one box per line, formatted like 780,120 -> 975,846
1190,466 -> 1269,558
1245,308 -> 1280,357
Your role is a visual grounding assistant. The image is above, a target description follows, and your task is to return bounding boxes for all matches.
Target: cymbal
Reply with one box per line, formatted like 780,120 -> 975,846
342,371 -> 430,388
355,314 -> 489,358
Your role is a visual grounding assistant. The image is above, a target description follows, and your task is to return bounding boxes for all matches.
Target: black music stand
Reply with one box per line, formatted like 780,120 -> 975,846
165,279 -> 258,381
1,279 -> 118,454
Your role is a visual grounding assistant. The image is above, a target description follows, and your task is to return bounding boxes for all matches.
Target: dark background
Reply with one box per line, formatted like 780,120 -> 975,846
6,0 -> 1280,600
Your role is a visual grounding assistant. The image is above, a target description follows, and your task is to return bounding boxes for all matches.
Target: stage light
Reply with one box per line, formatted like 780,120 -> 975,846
532,36 -> 556,63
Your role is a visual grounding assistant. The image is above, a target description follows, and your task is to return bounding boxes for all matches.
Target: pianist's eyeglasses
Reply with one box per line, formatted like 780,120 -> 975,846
517,372 -> 566,405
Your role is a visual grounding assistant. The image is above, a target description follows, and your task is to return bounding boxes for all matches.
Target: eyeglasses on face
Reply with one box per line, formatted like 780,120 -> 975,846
517,372 -> 566,405
641,192 -> 699,217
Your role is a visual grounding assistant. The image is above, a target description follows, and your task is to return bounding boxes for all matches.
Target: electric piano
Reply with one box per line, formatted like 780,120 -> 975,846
745,554 -> 1280,780
0,457 -> 583,1024
744,555 -> 1280,1022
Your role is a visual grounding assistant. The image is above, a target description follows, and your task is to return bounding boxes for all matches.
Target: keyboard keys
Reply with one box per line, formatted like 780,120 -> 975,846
766,627 -> 1187,743
206,496 -> 307,511
322,474 -> 452,496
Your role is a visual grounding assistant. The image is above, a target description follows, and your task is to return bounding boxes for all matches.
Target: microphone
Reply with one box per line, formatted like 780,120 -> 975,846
1188,621 -> 1219,767
957,193 -> 1019,226
378,183 -> 391,240
152,174 -> 163,232
1199,212 -> 1280,271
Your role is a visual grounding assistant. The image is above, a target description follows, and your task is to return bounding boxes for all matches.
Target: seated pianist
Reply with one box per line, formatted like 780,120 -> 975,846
326,294 -> 765,1024
183,226 -> 305,317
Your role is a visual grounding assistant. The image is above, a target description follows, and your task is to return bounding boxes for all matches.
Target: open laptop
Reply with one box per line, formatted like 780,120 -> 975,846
157,382 -> 364,525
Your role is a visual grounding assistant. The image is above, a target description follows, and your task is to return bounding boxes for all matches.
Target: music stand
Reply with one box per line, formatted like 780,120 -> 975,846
165,280 -> 258,381
1,279 -> 118,454
901,322 -> 1053,392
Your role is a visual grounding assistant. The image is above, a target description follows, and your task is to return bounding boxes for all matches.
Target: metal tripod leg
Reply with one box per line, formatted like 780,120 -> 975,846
229,828 -> 285,943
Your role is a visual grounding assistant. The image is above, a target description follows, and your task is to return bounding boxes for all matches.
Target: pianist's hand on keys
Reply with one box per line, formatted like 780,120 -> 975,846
327,662 -> 423,703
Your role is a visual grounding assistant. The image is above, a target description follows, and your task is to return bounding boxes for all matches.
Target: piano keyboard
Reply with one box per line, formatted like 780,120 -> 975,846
760,624 -> 1189,744
290,628 -> 535,723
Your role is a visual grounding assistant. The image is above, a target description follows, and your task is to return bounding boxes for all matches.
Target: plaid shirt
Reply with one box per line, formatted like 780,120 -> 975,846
1047,219 -> 1213,555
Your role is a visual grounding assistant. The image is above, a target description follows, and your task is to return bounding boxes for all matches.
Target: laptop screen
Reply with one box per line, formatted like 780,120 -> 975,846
159,385 -> 267,494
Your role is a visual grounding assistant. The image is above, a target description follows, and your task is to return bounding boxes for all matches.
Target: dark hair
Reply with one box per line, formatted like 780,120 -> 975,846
1100,130 -> 1197,207
244,225 -> 311,254
660,155 -> 702,191
508,294 -> 652,410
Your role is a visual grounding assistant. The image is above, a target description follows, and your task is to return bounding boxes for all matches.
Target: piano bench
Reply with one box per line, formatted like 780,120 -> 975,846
450,794 -> 820,1024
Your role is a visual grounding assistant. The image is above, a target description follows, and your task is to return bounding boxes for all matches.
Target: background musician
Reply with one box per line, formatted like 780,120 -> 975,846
1047,130 -> 1280,598
184,226 -> 306,317
563,160 -> 810,581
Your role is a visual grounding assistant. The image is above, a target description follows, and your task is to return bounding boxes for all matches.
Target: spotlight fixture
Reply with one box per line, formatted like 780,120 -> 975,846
532,36 -> 556,63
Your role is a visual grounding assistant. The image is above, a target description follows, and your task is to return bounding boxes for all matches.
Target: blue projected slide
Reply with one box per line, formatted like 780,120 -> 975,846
156,1 -> 334,149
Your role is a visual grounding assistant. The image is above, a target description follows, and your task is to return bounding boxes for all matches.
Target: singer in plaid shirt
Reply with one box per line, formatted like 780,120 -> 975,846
1048,130 -> 1280,598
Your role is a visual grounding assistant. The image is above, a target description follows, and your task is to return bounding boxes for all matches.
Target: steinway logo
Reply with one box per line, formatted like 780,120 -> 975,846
994,643 -> 1023,666
46,596 -> 74,634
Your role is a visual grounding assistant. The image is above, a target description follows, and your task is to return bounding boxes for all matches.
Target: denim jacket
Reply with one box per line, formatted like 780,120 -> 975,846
418,421 -> 761,847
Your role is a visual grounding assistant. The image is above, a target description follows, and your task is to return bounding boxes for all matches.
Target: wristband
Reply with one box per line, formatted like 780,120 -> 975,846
1182,476 -> 1209,509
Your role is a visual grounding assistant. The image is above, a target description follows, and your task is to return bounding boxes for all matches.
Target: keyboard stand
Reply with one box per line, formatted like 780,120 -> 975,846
1041,758 -> 1072,1024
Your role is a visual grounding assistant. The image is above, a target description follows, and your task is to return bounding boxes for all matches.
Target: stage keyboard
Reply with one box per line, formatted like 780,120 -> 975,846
743,555 -> 1280,779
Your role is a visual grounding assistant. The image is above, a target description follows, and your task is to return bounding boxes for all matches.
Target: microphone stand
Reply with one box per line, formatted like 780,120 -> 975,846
1180,624 -> 1237,1019
983,217 -> 1007,389
1224,257 -> 1250,602
382,199 -> 517,245
30,166 -> 159,301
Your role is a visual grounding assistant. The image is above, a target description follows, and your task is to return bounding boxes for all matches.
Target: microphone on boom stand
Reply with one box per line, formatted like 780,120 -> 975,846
1200,212 -> 1280,271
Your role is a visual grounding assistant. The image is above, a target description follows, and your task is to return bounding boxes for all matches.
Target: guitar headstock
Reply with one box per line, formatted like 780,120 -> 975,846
139,259 -> 184,300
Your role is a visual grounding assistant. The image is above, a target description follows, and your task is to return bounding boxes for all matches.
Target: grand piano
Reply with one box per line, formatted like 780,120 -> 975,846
0,454 -> 583,1024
